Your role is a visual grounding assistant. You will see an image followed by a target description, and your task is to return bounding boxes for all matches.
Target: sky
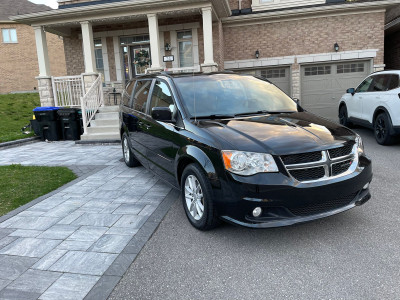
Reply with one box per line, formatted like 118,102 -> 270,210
28,0 -> 59,9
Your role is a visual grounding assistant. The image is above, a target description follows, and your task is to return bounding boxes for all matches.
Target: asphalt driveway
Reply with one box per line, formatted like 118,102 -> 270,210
109,128 -> 400,300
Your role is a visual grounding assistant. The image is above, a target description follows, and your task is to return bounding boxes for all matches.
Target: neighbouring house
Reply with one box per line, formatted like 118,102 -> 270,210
9,0 -> 400,140
0,0 -> 66,94
385,4 -> 400,70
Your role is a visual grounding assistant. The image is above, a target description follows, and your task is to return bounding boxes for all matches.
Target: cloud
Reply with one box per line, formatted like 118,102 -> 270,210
28,0 -> 58,9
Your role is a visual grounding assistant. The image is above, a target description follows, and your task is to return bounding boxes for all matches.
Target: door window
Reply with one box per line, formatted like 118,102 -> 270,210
355,77 -> 373,93
132,80 -> 152,113
149,81 -> 175,116
370,75 -> 391,92
177,31 -> 193,68
388,75 -> 400,90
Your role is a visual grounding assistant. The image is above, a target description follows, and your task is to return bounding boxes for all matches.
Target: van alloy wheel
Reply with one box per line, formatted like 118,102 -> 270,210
184,175 -> 204,221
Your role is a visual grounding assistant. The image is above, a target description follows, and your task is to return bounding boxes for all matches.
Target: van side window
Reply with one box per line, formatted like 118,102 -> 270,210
132,80 -> 152,113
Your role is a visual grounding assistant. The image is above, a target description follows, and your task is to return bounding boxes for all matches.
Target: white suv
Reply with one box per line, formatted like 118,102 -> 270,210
338,70 -> 400,145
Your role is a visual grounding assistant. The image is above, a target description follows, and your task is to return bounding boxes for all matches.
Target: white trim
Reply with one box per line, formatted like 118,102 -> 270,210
192,27 -> 199,66
100,37 -> 111,82
252,0 -> 324,12
225,50 -> 378,69
81,21 -> 96,74
147,13 -> 162,70
113,36 -> 123,81
159,30 -> 165,69
33,26 -> 51,77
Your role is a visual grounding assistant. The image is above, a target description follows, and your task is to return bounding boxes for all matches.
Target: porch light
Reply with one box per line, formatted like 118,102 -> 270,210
255,50 -> 260,59
334,42 -> 340,52
165,43 -> 172,51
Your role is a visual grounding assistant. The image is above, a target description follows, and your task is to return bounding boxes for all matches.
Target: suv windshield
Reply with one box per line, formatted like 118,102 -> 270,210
174,74 -> 297,118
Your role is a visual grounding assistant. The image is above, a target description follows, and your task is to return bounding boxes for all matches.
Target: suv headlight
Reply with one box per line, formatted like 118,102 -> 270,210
221,150 -> 279,175
356,135 -> 364,155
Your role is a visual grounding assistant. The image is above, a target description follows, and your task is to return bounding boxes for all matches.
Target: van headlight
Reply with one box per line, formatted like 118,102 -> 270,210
221,150 -> 279,175
356,135 -> 364,155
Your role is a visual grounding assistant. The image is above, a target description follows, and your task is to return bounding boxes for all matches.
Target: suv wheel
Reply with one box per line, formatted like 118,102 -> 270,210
339,105 -> 352,128
122,133 -> 141,167
374,113 -> 395,145
181,163 -> 220,231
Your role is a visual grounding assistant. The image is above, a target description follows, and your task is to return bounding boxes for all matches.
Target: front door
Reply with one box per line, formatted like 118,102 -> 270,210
130,47 -> 151,77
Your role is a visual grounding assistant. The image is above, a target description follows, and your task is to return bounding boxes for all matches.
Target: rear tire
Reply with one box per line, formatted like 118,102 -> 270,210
374,113 -> 395,145
339,105 -> 352,128
122,133 -> 141,167
181,163 -> 220,231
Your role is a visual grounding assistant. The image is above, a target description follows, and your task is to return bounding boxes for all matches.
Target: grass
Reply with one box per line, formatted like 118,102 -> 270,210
0,93 -> 40,143
0,165 -> 77,216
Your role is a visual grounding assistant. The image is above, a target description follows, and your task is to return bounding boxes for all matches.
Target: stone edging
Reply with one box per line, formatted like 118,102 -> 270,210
0,137 -> 40,150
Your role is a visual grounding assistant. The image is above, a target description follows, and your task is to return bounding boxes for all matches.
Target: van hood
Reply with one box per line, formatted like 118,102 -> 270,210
195,112 -> 356,155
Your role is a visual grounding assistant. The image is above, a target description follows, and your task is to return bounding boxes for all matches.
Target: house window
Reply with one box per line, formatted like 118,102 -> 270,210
94,39 -> 104,78
337,63 -> 364,74
262,68 -> 286,79
305,66 -> 331,76
177,31 -> 193,68
2,29 -> 17,43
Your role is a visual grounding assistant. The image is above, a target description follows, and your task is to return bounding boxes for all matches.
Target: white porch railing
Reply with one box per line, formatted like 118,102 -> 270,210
52,75 -> 85,107
162,65 -> 201,73
80,76 -> 104,135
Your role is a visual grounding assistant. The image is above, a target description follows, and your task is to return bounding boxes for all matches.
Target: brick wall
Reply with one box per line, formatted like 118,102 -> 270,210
0,23 -> 66,94
228,0 -> 252,10
386,4 -> 400,23
223,12 -> 385,65
63,32 -> 84,76
385,31 -> 400,69
106,37 -> 116,81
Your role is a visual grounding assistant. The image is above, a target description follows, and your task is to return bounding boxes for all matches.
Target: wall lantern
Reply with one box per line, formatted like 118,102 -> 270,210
255,50 -> 260,59
334,42 -> 340,52
165,43 -> 172,51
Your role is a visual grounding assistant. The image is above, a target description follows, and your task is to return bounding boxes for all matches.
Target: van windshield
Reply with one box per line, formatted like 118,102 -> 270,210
173,74 -> 297,118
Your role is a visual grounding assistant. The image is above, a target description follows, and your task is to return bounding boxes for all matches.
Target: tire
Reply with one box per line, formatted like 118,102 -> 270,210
339,105 -> 352,128
374,113 -> 395,145
122,133 -> 141,167
181,163 -> 220,231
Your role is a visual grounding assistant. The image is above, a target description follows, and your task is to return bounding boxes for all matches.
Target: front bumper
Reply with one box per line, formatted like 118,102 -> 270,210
214,155 -> 372,228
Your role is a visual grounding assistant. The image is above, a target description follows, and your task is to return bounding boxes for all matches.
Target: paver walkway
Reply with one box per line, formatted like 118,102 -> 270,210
0,141 -> 178,300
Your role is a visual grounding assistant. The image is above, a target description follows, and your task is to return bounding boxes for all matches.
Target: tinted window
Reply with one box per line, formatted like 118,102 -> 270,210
355,77 -> 373,93
149,81 -> 175,115
122,80 -> 136,107
132,80 -> 152,113
370,75 -> 391,92
388,75 -> 400,90
174,74 -> 297,118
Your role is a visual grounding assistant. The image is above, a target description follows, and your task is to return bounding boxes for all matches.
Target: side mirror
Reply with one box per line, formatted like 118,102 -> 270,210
151,107 -> 173,122
346,88 -> 355,96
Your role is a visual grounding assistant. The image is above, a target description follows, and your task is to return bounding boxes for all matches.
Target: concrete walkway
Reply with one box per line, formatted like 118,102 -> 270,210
0,141 -> 178,300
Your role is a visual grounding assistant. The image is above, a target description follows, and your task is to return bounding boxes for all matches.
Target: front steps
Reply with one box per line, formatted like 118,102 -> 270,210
80,106 -> 121,142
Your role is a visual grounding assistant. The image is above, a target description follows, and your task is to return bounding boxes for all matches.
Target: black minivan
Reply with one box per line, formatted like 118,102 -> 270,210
120,72 -> 372,230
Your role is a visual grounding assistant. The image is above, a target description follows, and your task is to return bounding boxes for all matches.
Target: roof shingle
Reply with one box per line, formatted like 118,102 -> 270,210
0,0 -> 52,22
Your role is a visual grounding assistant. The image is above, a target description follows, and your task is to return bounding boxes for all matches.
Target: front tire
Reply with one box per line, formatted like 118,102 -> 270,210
339,105 -> 352,127
374,113 -> 395,145
181,163 -> 220,231
122,133 -> 141,167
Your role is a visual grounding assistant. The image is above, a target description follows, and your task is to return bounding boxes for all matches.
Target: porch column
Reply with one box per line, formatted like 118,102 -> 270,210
147,13 -> 163,72
80,21 -> 96,74
201,7 -> 218,72
34,26 -> 51,77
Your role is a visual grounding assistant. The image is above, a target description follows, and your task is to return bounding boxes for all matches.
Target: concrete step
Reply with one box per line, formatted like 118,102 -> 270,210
95,112 -> 119,120
98,106 -> 120,113
91,119 -> 119,127
80,132 -> 121,141
87,126 -> 119,134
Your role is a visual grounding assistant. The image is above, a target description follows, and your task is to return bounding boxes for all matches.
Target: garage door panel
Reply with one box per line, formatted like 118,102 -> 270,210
301,61 -> 370,122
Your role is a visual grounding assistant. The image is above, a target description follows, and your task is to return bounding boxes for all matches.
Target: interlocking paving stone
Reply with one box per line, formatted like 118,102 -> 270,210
39,273 -> 100,300
0,288 -> 41,300
6,269 -> 62,293
7,217 -> 59,231
88,234 -> 132,254
0,278 -> 11,290
0,217 -> 23,229
0,238 -> 61,258
57,211 -> 84,225
112,204 -> 145,215
113,215 -> 148,229
83,275 -> 121,300
37,225 -> 79,240
72,213 -> 122,227
0,229 -> 14,240
49,251 -> 117,276
105,227 -> 138,236
17,210 -> 45,217
9,229 -> 42,238
0,236 -> 17,251
0,255 -> 38,281
32,249 -> 68,270
104,253 -> 137,277
67,226 -> 108,242
56,240 -> 94,251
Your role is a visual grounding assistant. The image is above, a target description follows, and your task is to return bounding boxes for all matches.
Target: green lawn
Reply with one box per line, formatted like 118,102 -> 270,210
0,93 -> 40,143
0,165 -> 77,216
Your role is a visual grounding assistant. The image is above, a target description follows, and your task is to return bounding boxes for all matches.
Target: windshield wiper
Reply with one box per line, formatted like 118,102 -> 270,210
190,114 -> 235,120
235,110 -> 295,117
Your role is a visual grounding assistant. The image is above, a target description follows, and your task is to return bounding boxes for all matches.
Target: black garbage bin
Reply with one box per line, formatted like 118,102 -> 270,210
57,108 -> 81,140
33,107 -> 60,141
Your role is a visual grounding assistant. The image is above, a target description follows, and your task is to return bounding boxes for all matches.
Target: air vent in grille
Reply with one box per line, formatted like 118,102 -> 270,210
289,167 -> 325,181
288,192 -> 358,216
332,159 -> 353,176
281,151 -> 322,165
328,143 -> 354,159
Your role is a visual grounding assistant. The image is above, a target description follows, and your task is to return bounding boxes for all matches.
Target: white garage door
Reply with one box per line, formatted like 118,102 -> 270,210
237,67 -> 291,95
301,61 -> 371,121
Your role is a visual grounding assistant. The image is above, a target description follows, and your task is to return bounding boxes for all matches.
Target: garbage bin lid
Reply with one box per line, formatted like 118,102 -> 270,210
33,106 -> 60,112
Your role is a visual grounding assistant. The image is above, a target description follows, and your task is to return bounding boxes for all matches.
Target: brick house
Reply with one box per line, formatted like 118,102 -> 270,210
9,0 -> 400,138
0,0 -> 66,94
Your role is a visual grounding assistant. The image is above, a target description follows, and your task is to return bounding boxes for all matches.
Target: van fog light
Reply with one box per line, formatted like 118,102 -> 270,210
253,207 -> 262,217
363,183 -> 370,190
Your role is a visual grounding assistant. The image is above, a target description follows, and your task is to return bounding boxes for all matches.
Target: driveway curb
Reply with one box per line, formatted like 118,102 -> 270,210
0,137 -> 40,149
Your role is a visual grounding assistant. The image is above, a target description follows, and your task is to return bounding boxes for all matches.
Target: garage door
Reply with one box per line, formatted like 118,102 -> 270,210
237,67 -> 291,95
301,61 -> 370,121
